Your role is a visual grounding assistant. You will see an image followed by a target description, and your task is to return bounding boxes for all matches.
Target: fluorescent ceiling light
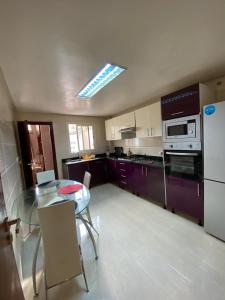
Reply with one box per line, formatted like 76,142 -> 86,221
78,63 -> 126,99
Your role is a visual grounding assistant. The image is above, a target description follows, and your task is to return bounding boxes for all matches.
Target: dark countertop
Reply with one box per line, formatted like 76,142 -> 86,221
108,154 -> 164,168
63,153 -> 164,168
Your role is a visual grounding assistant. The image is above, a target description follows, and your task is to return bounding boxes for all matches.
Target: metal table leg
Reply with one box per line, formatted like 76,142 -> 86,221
32,233 -> 41,296
78,215 -> 98,260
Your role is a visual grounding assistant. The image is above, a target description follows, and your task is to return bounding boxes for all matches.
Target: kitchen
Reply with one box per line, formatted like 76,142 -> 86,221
1,1 -> 225,300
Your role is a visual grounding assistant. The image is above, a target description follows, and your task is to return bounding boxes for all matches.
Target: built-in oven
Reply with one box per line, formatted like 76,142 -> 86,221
164,150 -> 202,181
163,114 -> 201,144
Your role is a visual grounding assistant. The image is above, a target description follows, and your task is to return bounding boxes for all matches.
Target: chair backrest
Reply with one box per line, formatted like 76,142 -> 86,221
36,170 -> 55,185
38,201 -> 82,288
83,171 -> 91,189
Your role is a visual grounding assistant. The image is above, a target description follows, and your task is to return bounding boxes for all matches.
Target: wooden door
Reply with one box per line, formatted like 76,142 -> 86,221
17,121 -> 58,188
17,121 -> 33,188
0,177 -> 24,300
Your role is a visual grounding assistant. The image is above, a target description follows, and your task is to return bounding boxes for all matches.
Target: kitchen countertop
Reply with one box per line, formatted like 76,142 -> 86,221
63,154 -> 163,168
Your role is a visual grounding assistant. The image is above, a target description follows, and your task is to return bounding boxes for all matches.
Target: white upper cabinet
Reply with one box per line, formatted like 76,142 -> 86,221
135,105 -> 151,138
149,102 -> 162,137
105,102 -> 161,141
105,112 -> 135,141
105,117 -> 121,141
118,112 -> 135,129
135,101 -> 162,138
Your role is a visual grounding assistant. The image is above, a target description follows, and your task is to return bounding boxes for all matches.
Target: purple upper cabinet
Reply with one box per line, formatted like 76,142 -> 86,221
166,175 -> 203,223
161,83 -> 200,120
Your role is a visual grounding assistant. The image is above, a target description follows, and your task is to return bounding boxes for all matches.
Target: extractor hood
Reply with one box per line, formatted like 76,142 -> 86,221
119,127 -> 136,139
119,127 -> 136,133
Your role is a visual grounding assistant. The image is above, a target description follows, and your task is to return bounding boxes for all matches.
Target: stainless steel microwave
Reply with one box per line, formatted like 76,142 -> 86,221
163,114 -> 201,143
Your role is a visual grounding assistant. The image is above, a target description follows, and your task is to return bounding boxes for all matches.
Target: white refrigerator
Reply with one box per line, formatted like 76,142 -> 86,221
204,101 -> 225,241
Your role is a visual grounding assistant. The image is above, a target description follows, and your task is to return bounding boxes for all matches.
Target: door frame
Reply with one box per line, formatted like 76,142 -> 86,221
18,121 -> 58,188
25,121 -> 58,179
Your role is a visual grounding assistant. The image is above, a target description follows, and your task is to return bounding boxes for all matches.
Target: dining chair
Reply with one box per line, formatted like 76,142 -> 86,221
38,201 -> 89,298
36,170 -> 55,185
82,171 -> 98,235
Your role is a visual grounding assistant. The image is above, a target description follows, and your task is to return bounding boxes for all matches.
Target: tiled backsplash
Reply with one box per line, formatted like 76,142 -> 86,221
112,136 -> 163,157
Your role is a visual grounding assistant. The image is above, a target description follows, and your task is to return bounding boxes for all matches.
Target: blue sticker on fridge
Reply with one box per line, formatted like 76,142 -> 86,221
204,105 -> 216,115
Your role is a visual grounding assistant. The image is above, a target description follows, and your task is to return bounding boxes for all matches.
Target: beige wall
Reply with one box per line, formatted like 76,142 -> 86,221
15,112 -> 107,178
0,67 -> 24,283
0,67 -> 23,217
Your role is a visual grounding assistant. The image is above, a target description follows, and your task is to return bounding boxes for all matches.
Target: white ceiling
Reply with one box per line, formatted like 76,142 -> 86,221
1,0 -> 225,116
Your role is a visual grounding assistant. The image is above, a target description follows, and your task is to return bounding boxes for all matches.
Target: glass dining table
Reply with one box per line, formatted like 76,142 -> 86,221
15,179 -> 98,296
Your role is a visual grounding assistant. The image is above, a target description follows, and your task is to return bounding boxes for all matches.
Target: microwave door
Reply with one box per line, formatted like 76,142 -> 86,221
167,123 -> 188,139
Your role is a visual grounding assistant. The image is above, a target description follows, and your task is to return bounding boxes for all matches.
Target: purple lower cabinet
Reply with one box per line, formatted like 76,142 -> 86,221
132,163 -> 145,196
89,159 -> 107,187
117,161 -> 134,191
68,161 -> 89,182
147,166 -> 165,205
166,175 -> 203,223
107,159 -> 118,185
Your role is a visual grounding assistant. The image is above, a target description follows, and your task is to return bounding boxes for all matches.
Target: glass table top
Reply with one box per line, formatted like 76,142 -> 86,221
15,180 -> 90,225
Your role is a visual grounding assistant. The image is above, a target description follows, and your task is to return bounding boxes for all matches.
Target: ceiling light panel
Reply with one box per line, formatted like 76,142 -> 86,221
78,63 -> 126,99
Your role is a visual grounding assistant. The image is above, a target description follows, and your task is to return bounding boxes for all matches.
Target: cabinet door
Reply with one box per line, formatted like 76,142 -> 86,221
107,159 -> 118,184
119,112 -> 135,129
161,83 -> 200,120
105,119 -> 112,141
166,176 -> 203,221
132,164 -> 146,195
68,162 -> 89,182
135,106 -> 151,138
111,117 -> 122,140
147,166 -> 165,204
89,159 -> 106,186
149,102 -> 162,137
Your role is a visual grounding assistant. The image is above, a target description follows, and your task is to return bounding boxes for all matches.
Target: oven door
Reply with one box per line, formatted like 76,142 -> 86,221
164,151 -> 202,180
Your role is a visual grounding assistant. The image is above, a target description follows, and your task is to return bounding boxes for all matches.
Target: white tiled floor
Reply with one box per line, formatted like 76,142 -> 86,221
21,184 -> 225,300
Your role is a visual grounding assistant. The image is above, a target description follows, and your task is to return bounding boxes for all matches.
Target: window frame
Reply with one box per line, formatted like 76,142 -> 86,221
68,123 -> 95,154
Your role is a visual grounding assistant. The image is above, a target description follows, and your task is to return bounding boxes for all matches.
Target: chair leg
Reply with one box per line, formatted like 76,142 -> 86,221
78,215 -> 98,260
86,206 -> 92,225
32,233 -> 41,296
85,206 -> 99,235
84,219 -> 99,236
81,260 -> 89,292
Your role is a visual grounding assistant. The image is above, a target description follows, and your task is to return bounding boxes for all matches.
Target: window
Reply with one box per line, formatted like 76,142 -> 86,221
68,124 -> 94,153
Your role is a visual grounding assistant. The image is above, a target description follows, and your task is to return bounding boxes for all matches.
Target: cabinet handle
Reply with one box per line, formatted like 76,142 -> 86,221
171,111 -> 184,116
141,166 -> 143,175
121,180 -> 127,185
120,169 -> 126,172
147,128 -> 149,136
146,167 -> 147,177
197,183 -> 200,197
121,174 -> 126,178
119,162 -> 125,165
